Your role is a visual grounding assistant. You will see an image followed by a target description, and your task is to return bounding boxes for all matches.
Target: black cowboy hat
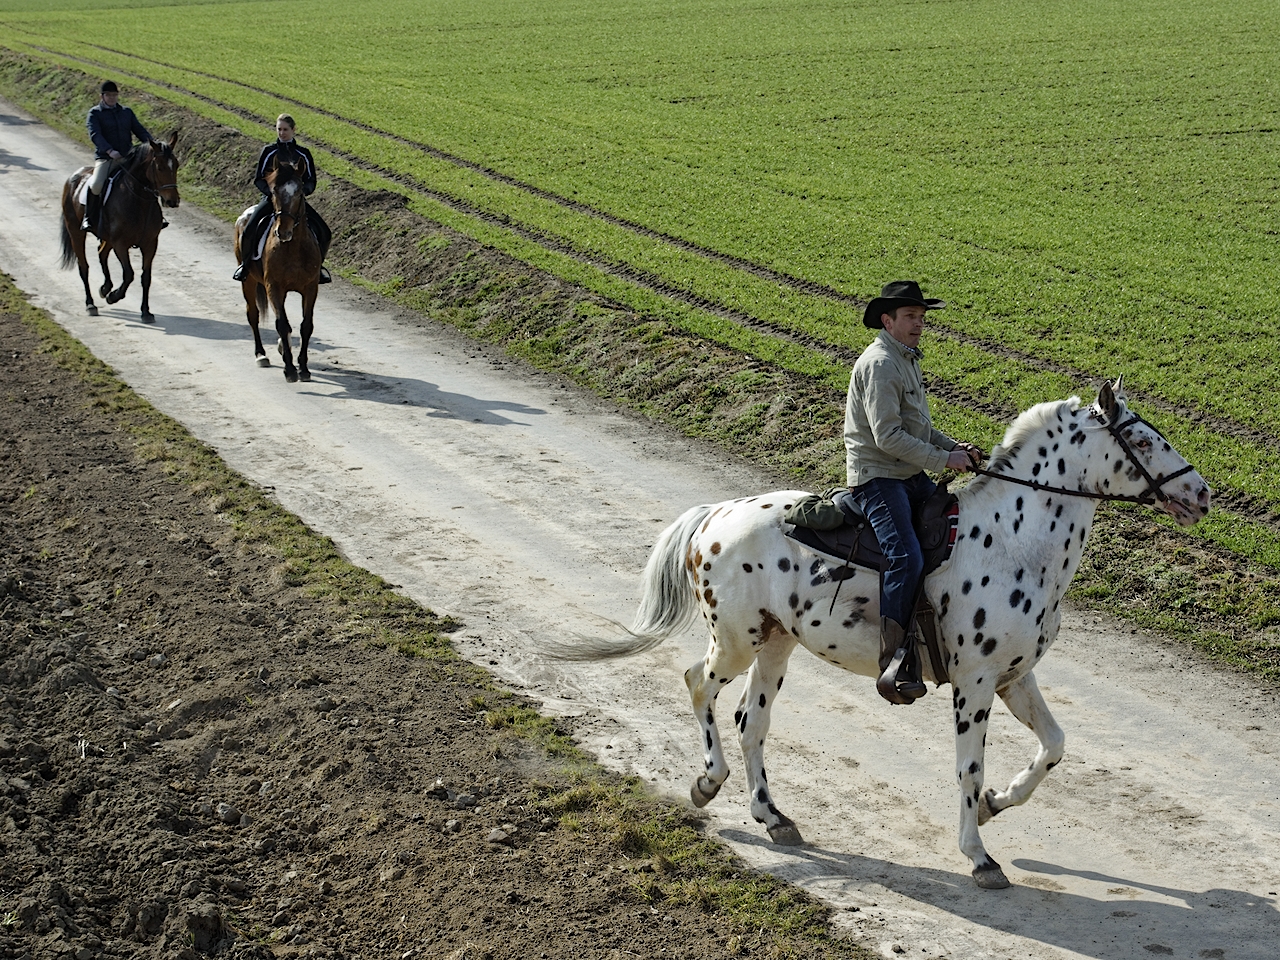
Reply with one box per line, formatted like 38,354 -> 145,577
100,81 -> 118,94
863,280 -> 946,329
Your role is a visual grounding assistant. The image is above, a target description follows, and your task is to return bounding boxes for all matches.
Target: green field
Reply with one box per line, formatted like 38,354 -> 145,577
3,0 -> 1280,576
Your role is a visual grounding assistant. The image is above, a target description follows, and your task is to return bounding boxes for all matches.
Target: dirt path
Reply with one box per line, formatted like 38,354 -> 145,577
2,97 -> 1279,960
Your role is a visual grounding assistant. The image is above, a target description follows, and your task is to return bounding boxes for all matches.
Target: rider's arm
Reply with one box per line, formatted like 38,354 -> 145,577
253,144 -> 275,197
128,108 -> 154,145
86,106 -> 112,157
859,362 -> 952,474
297,145 -> 317,196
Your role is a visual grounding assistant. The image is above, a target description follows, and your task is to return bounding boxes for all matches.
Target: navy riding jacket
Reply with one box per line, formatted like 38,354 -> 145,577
253,140 -> 317,198
86,102 -> 153,160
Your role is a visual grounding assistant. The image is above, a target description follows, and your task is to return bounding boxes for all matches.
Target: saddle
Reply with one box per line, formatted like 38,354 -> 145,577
784,484 -> 959,685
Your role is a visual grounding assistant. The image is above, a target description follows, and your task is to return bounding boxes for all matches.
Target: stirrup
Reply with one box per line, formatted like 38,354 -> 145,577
318,266 -> 332,284
232,263 -> 249,282
876,646 -> 926,705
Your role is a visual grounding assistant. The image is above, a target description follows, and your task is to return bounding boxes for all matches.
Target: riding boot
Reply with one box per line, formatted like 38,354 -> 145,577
876,617 -> 927,705
232,260 -> 251,282
318,265 -> 332,284
83,191 -> 101,235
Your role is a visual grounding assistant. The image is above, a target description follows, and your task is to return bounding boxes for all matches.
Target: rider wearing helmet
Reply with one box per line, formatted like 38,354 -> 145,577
233,114 -> 332,283
84,81 -> 156,234
843,280 -> 982,704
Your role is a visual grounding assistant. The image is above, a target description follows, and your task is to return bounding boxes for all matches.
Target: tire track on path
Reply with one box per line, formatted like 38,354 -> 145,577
19,42 -> 1280,533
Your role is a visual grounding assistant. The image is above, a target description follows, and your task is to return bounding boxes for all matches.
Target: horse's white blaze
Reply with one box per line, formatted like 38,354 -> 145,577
623,385 -> 1210,885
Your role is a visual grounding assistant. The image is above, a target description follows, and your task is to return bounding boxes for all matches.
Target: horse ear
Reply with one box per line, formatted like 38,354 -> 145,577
168,131 -> 178,149
1096,380 -> 1118,423
1112,373 -> 1126,399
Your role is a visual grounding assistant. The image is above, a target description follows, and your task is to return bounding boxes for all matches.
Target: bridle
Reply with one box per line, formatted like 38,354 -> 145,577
970,408 -> 1196,506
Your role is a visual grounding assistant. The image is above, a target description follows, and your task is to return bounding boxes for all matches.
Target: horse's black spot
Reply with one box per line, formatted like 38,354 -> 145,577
957,721 -> 971,734
1064,538 -> 1072,552
1035,609 -> 1045,625
1015,568 -> 1024,582
1080,527 -> 1088,543
966,796 -> 973,808
1023,599 -> 1032,614
1069,522 -> 1075,532
957,697 -> 966,710
789,592 -> 799,609
719,677 -> 730,684
995,512 -> 1001,522
778,558 -> 791,572
705,730 -> 712,749
790,627 -> 798,636
956,633 -> 965,646
709,671 -> 716,679
1010,656 -> 1023,667
981,576 -> 990,587
738,710 -> 748,732
809,559 -> 822,575
973,609 -> 986,629
981,638 -> 998,655
743,563 -> 754,573
1063,556 -> 1071,569
970,525 -> 981,539
974,708 -> 988,724
747,627 -> 757,634
803,599 -> 813,611
1009,589 -> 1023,608
757,789 -> 768,802
759,693 -> 766,708
968,761 -> 980,774
983,534 -> 993,548
1013,519 -> 1021,533
710,613 -> 718,622
1016,497 -> 1024,511
809,575 -> 827,587
1038,446 -> 1047,457
1033,462 -> 1042,476
1047,760 -> 1059,770
962,580 -> 972,594
760,766 -> 767,781
855,596 -> 870,604
776,677 -> 784,690
1113,459 -> 1124,473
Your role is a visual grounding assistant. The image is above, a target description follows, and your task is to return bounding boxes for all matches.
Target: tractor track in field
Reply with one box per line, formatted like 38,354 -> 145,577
21,42 -> 1280,534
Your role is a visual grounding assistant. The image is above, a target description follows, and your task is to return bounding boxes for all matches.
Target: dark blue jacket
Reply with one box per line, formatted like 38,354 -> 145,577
86,102 -> 152,159
253,140 -> 317,198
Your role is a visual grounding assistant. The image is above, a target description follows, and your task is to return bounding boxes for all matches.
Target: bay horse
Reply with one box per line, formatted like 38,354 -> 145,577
234,157 -> 322,383
59,135 -> 180,323
560,380 -> 1210,889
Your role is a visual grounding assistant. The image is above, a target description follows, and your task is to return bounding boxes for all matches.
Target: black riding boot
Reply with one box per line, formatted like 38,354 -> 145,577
83,190 -> 102,235
876,617 -> 927,705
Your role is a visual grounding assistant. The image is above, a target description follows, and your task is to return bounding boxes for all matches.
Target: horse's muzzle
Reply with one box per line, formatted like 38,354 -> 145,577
164,198 -> 180,209
1159,480 -> 1212,527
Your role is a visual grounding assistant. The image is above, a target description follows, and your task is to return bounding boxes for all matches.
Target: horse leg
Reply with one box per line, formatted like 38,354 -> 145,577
271,289 -> 297,382
979,671 -> 1064,825
71,224 -> 96,315
736,631 -> 802,845
245,281 -> 269,365
105,243 -> 133,305
138,238 -> 157,323
298,284 -> 317,382
684,634 -> 757,811
97,241 -> 113,300
952,680 -> 1009,888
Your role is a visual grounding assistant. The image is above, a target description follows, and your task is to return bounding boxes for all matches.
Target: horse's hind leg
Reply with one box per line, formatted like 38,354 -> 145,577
104,244 -> 133,305
684,633 -> 757,810
736,632 -> 801,845
979,671 -> 1064,825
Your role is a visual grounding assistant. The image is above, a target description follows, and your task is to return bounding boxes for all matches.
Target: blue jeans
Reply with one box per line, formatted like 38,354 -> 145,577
847,472 -> 937,627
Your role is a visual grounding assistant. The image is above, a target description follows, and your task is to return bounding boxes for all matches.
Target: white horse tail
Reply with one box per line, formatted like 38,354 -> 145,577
548,503 -> 711,661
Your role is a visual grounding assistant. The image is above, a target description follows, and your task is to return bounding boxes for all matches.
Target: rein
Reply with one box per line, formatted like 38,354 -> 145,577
970,411 -> 1195,506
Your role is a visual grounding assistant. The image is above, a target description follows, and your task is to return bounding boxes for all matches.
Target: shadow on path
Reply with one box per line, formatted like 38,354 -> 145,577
721,829 -> 1277,960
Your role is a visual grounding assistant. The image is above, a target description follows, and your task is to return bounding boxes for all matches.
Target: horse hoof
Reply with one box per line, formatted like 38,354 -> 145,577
86,305 -> 98,316
973,862 -> 1011,890
299,369 -> 311,382
141,313 -> 155,325
690,777 -> 722,808
978,789 -> 1000,826
256,356 -> 271,368
284,371 -> 298,384
106,292 -> 123,305
767,820 -> 804,846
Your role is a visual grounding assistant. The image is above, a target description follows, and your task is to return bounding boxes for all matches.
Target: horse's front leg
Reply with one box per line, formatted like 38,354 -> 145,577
952,679 -> 1008,888
270,287 -> 297,382
980,670 -> 1064,825
737,632 -> 801,845
245,281 -> 268,364
97,240 -> 113,300
69,224 -> 96,315
138,239 -> 157,323
297,283 -> 318,382
684,627 -> 756,810
104,243 -> 134,305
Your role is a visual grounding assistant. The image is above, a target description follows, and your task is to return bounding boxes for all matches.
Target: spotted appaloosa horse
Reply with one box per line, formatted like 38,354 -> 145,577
564,380 -> 1210,889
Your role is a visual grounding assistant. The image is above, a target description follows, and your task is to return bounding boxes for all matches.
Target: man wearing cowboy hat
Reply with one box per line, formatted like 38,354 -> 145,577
843,280 -> 982,704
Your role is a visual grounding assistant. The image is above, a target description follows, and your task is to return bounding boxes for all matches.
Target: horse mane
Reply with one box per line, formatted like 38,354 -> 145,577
963,396 -> 1084,495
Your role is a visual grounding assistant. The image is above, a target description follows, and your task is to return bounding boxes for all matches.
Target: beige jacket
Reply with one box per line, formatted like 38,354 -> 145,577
845,330 -> 955,486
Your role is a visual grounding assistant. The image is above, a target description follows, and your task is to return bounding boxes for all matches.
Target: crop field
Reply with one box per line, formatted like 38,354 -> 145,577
3,0 -> 1280,578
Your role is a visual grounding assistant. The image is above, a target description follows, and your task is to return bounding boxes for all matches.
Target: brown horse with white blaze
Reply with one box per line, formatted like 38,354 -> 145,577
59,135 -> 180,323
235,156 -> 322,383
